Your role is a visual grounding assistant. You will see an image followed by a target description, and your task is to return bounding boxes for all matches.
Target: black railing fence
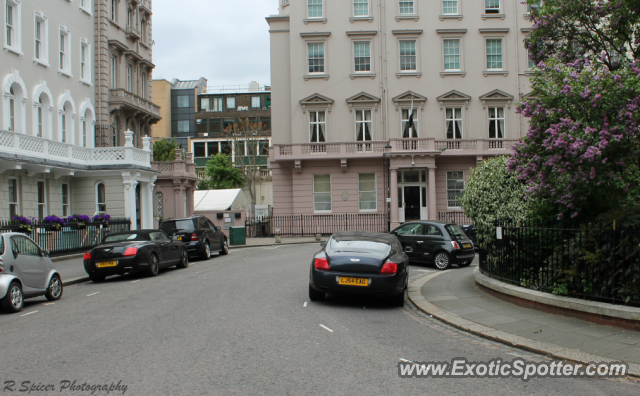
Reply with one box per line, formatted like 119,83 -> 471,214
438,211 -> 473,225
481,220 -> 640,306
0,219 -> 131,257
246,213 -> 389,238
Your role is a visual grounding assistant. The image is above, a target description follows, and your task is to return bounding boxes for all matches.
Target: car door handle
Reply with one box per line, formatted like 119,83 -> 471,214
405,247 -> 413,253
416,241 -> 424,244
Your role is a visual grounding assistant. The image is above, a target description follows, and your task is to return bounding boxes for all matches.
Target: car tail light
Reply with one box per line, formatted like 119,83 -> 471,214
451,241 -> 460,250
83,251 -> 92,260
124,247 -> 138,257
381,261 -> 398,275
191,233 -> 199,242
314,257 -> 330,271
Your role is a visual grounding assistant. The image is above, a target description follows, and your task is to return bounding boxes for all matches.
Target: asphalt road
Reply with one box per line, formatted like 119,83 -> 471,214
1,244 -> 638,395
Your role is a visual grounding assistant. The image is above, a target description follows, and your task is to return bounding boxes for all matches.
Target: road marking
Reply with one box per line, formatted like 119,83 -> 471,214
319,324 -> 334,333
43,303 -> 55,306
303,302 -> 307,307
86,292 -> 100,297
20,311 -> 38,317
131,280 -> 140,283
414,270 -> 432,273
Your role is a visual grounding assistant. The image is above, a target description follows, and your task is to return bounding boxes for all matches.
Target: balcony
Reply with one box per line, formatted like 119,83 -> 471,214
392,138 -> 520,156
124,26 -> 141,41
151,161 -> 197,179
109,89 -> 161,122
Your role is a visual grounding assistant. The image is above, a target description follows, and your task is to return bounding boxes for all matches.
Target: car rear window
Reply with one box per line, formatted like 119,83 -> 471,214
0,235 -> 4,255
445,224 -> 465,237
329,237 -> 390,254
159,220 -> 195,234
104,233 -> 149,242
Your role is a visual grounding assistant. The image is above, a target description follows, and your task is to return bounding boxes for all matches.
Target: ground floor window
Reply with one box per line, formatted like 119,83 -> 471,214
156,192 -> 163,219
9,178 -> 19,218
37,181 -> 47,220
447,171 -> 464,208
358,173 -> 376,211
96,183 -> 106,213
313,174 -> 331,212
62,184 -> 69,217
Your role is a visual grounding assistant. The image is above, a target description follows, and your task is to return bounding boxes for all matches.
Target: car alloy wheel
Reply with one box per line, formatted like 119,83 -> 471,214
434,252 -> 451,270
10,285 -> 22,309
148,254 -> 159,277
205,243 -> 211,259
45,275 -> 63,301
177,249 -> 189,269
2,282 -> 24,313
221,239 -> 229,255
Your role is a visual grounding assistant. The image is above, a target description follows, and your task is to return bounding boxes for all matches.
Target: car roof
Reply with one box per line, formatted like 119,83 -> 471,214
402,221 -> 454,226
331,231 -> 396,244
105,229 -> 160,236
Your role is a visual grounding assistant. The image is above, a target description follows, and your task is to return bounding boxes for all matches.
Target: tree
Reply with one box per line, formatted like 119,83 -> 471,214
526,0 -> 640,71
224,118 -> 270,205
198,153 -> 245,190
508,58 -> 640,220
460,156 -> 537,248
153,138 -> 179,162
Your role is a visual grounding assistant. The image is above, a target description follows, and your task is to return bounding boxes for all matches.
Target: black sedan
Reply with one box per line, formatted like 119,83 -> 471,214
308,231 -> 409,307
83,230 -> 188,282
390,221 -> 475,270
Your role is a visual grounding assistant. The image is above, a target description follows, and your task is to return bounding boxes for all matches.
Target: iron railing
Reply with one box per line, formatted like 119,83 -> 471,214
0,219 -> 131,257
246,213 -> 389,238
481,220 -> 640,306
438,211 -> 472,225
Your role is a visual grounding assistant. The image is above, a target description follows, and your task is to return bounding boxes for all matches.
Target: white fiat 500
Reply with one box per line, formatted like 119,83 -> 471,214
0,232 -> 63,313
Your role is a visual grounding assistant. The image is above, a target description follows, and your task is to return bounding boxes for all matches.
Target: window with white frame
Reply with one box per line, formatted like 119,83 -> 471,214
59,28 -> 71,75
251,96 -> 261,108
61,112 -> 67,142
80,39 -> 90,83
445,108 -> 463,139
110,56 -> 117,88
8,86 -> 15,131
8,178 -> 19,218
140,72 -> 146,98
354,0 -> 368,16
36,95 -> 44,138
528,49 -> 535,69
212,97 -> 223,111
488,107 -> 505,139
443,0 -> 458,14
5,0 -> 20,52
37,181 -> 47,220
309,111 -> 326,142
354,41 -> 371,72
80,0 -> 91,14
226,97 -> 236,109
200,97 -> 210,111
443,39 -> 460,71
485,0 -> 500,14
96,183 -> 106,213
401,108 -> 418,138
34,13 -> 48,64
81,118 -> 87,146
313,174 -> 331,212
399,40 -> 416,71
447,172 -> 464,208
62,184 -> 70,217
307,43 -> 325,74
486,39 -> 503,70
359,173 -> 377,211
399,0 -> 414,15
308,0 -> 323,18
127,64 -> 132,91
355,110 -> 372,141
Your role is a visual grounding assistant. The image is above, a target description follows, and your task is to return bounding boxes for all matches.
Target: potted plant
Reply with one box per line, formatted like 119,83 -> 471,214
11,216 -> 34,234
43,216 -> 67,231
92,213 -> 111,228
66,214 -> 90,229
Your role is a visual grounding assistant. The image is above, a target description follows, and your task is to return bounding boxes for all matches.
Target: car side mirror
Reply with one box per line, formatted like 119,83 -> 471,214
215,226 -> 221,232
41,250 -> 49,257
320,242 -> 326,248
172,235 -> 181,242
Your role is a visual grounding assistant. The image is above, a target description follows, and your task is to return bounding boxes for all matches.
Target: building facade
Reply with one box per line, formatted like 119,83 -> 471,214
150,78 -> 171,139
163,78 -> 208,150
267,0 -> 534,229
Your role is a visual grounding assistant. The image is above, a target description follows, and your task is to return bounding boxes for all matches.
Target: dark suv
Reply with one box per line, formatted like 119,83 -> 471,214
159,216 -> 229,260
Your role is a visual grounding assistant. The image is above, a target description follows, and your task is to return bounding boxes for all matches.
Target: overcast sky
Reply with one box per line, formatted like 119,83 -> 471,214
152,0 -> 277,88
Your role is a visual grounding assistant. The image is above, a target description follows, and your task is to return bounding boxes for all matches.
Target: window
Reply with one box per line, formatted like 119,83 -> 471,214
80,40 -> 90,82
140,72 -> 146,98
194,142 -> 206,157
443,39 -> 460,71
401,108 -> 418,138
81,119 -> 87,146
61,113 -> 67,142
485,0 -> 500,14
446,108 -> 463,139
226,97 -> 236,109
443,0 -> 458,14
62,184 -> 69,217
12,236 -> 40,256
156,192 -> 163,219
201,97 -> 210,111
6,3 -> 13,47
178,120 -> 190,133
96,183 -> 106,213
36,98 -> 43,138
110,56 -> 117,88
37,181 -> 47,220
8,86 -> 14,131
251,96 -> 261,108
127,64 -> 132,91
110,0 -> 117,21
359,173 -> 376,211
309,111 -> 326,142
354,0 -> 368,16
59,29 -> 71,74
212,97 -> 223,111
35,19 -> 42,59
488,107 -> 505,139
313,175 -> 331,212
308,43 -> 325,74
208,142 -> 219,155
399,40 -> 416,71
308,0 -> 323,18
177,96 -> 190,108
486,39 -> 503,70
80,0 -> 91,14
354,42 -> 371,72
140,19 -> 147,42
5,0 -> 20,51
8,178 -> 18,218
355,110 -> 372,141
447,172 -> 464,208
399,0 -> 414,15
528,49 -> 535,69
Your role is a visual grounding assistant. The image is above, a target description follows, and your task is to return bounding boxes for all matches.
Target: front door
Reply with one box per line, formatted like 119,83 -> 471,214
404,186 -> 421,221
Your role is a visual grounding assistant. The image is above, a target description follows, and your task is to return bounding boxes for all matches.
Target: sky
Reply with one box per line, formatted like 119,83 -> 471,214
152,0 -> 278,88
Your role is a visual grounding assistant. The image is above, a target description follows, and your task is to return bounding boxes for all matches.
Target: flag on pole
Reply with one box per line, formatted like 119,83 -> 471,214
404,96 -> 415,138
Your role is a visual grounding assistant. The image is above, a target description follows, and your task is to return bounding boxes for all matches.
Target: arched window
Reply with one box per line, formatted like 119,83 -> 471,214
36,96 -> 43,137
96,183 -> 106,214
8,87 -> 15,131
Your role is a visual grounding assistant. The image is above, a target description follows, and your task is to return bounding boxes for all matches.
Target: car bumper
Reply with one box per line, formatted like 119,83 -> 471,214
310,269 -> 406,297
84,257 -> 148,276
451,250 -> 475,264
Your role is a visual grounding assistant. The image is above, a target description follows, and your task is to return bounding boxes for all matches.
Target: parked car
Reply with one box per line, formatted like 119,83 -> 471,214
159,216 -> 229,260
83,230 -> 188,282
0,232 -> 63,313
308,231 -> 409,307
390,221 -> 475,270
458,224 -> 478,247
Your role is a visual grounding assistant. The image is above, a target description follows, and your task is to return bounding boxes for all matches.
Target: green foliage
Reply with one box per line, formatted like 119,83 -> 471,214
198,153 -> 245,190
459,156 -> 536,248
153,139 -> 179,162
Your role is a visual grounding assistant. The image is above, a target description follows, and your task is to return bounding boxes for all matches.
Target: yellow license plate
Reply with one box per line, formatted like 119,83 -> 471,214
338,277 -> 369,287
175,237 -> 182,241
97,261 -> 117,268
463,243 -> 472,249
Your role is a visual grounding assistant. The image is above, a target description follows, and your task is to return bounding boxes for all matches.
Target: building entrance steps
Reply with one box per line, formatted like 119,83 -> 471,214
408,264 -> 640,376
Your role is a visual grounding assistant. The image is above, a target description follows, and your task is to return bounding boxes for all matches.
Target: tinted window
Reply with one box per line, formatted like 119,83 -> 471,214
154,232 -> 170,241
445,224 -> 465,237
159,220 -> 195,234
425,225 -> 443,236
104,233 -> 149,242
396,223 -> 423,236
12,236 -> 40,256
206,219 -> 217,230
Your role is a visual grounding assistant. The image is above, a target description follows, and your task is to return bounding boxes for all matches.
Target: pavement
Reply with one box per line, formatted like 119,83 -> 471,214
2,244 -> 637,395
412,263 -> 640,368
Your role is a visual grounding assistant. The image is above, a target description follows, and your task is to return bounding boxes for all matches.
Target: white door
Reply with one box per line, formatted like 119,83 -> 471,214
420,186 -> 429,220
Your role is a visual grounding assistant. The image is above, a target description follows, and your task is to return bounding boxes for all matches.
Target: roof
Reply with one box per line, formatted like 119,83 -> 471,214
331,231 -> 396,243
171,77 -> 208,92
194,189 -> 243,211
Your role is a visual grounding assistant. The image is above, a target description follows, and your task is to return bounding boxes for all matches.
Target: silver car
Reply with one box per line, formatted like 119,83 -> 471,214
0,232 -> 63,313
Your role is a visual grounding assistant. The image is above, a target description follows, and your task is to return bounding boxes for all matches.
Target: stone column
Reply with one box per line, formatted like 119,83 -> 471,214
390,168 -> 400,230
173,179 -> 184,218
122,171 -> 139,230
428,167 -> 437,220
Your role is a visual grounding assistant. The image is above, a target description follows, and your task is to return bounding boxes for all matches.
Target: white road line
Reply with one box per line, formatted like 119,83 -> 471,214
43,303 -> 55,306
303,302 -> 307,307
86,292 -> 100,297
131,280 -> 140,283
319,324 -> 334,333
20,311 -> 38,317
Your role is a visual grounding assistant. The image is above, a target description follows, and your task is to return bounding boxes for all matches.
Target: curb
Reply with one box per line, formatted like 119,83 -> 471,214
229,241 -> 324,249
62,276 -> 91,286
51,253 -> 85,262
408,272 -> 640,378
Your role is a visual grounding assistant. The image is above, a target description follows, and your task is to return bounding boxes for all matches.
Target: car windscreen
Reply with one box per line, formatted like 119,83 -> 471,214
329,238 -> 390,254
159,220 -> 194,234
445,224 -> 466,238
104,233 -> 148,242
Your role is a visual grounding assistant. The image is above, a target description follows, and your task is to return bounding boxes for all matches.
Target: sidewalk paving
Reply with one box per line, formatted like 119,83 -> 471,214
418,264 -> 640,365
